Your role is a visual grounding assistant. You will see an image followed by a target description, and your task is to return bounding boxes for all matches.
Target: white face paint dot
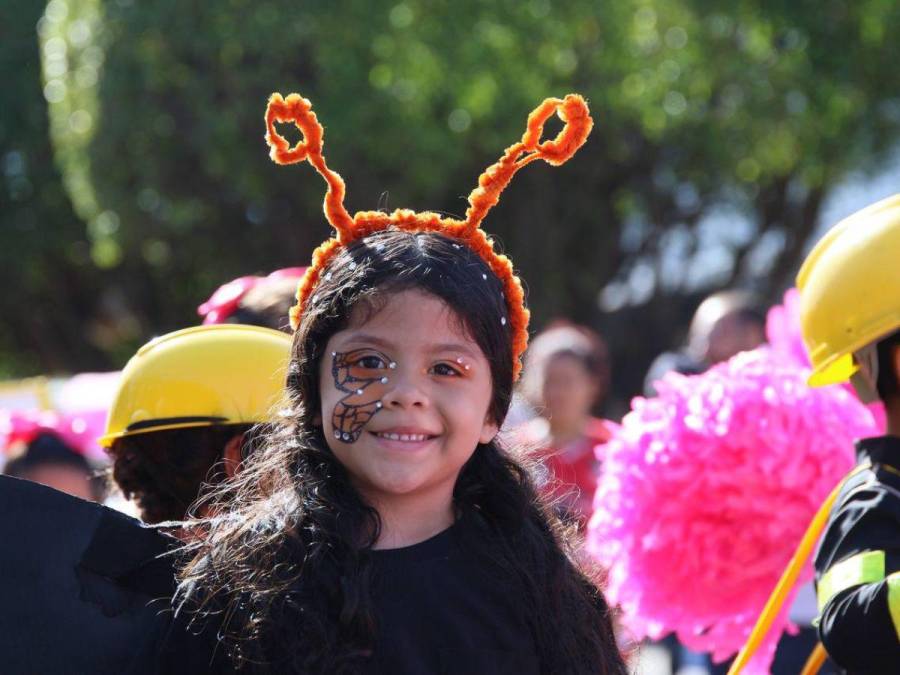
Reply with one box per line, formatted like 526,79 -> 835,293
312,295 -> 318,303
452,243 -> 461,249
356,388 -> 363,395
376,401 -> 383,409
331,351 -> 337,356
456,357 -> 464,364
334,430 -> 341,439
343,433 -> 351,441
388,361 -> 397,369
375,243 -> 385,252
349,262 -> 357,270
501,317 -> 507,326
324,272 -> 332,281
482,273 -> 487,280
380,376 -> 389,384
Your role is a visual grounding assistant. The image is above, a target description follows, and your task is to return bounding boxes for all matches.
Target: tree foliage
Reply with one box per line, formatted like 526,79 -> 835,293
0,0 -> 112,377
5,0 -> 900,400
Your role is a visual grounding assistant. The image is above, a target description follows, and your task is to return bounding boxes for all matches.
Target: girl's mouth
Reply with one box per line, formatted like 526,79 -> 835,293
374,432 -> 436,442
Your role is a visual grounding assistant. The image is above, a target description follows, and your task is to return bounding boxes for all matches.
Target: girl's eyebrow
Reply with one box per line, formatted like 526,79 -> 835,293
429,342 -> 479,358
342,333 -> 479,358
342,333 -> 394,350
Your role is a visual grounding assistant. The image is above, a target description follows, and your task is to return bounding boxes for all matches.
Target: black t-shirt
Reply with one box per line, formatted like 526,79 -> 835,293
161,516 -> 543,674
364,518 -> 540,674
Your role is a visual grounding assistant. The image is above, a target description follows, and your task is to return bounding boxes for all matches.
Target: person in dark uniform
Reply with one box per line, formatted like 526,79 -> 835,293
798,194 -> 900,672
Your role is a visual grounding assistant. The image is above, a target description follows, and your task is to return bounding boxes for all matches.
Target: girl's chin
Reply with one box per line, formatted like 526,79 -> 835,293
357,473 -> 438,499
352,463 -> 460,500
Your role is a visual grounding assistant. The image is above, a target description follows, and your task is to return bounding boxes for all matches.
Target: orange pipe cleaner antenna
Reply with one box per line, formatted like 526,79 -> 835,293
265,93 -> 355,240
463,94 -> 593,234
265,91 -> 593,380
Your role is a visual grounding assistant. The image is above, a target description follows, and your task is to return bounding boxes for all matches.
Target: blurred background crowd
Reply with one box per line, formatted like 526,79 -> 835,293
3,1 -> 900,673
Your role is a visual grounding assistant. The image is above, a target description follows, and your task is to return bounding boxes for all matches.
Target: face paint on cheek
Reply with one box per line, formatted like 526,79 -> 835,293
330,349 -> 394,443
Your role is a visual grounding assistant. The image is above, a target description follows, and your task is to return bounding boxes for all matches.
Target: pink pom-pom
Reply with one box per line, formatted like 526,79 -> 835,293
587,348 -> 878,673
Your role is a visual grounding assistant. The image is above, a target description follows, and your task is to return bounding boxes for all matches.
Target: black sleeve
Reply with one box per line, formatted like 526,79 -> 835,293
818,578 -> 900,673
814,470 -> 900,672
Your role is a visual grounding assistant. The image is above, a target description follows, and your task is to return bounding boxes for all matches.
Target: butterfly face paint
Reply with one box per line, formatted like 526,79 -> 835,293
330,349 -> 396,443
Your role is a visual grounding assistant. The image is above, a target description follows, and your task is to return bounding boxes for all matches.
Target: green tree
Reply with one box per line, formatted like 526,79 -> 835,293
17,0 -> 900,399
0,0 -> 116,377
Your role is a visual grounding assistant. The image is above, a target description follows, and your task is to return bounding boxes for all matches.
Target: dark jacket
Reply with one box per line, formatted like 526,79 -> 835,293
813,436 -> 900,673
0,475 -> 179,674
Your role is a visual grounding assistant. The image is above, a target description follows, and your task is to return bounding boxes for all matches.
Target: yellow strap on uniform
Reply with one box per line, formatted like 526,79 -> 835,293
817,550 -> 886,610
726,462 -> 870,675
888,572 -> 900,641
799,642 -> 826,675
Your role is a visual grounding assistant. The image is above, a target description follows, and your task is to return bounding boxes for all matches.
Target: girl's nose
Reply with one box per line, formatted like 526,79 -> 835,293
383,371 -> 429,409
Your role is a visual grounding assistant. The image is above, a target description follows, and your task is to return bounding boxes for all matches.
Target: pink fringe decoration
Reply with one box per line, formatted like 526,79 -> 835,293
587,348 -> 878,672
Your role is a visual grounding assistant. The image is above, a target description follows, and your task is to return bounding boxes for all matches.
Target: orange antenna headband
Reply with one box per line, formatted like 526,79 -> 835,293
265,92 -> 593,380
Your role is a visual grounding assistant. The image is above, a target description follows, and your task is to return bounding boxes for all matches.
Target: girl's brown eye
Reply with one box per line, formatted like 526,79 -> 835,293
344,351 -> 389,379
356,355 -> 385,369
432,362 -> 462,377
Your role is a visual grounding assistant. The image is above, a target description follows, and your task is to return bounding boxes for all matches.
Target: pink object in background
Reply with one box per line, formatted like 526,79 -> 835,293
587,348 -> 878,673
1,408 -> 97,460
54,372 -> 121,461
1,372 -> 120,462
198,267 -> 308,324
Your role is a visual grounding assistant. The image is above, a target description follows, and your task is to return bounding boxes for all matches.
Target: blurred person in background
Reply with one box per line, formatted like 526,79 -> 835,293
197,267 -> 306,333
644,289 -> 767,396
518,321 -> 614,526
100,324 -> 290,527
3,430 -> 102,502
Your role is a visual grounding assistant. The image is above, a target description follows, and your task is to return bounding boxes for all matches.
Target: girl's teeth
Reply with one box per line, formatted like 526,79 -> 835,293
379,433 -> 428,441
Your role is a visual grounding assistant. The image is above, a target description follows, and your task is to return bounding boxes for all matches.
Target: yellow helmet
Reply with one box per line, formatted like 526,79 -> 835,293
797,194 -> 900,387
99,324 -> 292,447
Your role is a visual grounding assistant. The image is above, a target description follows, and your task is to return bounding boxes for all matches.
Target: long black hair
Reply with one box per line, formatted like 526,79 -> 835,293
177,229 -> 626,674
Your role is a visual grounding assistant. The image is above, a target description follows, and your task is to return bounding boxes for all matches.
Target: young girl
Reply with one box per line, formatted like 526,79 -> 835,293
173,92 -> 626,674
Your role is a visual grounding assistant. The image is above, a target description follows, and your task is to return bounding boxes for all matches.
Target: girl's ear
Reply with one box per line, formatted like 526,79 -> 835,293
478,415 -> 500,445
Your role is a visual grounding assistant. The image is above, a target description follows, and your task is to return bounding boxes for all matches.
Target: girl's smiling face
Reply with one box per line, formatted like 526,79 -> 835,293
320,288 -> 498,503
